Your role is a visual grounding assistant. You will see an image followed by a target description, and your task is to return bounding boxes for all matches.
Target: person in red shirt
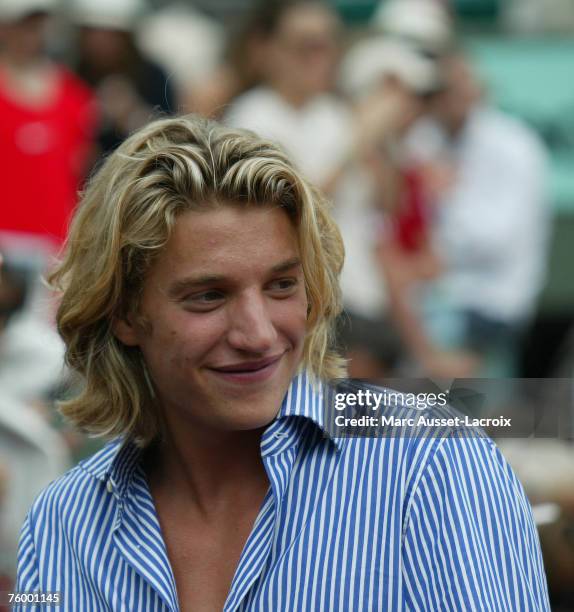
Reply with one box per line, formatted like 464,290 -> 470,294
0,0 -> 97,251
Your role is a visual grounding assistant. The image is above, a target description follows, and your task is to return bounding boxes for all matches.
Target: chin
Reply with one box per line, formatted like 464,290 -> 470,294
209,385 -> 289,432
215,400 -> 282,432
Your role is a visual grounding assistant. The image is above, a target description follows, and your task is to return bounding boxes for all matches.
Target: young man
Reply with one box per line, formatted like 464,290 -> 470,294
16,116 -> 549,610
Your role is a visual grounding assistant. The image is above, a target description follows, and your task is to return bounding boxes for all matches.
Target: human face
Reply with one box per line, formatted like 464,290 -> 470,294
431,56 -> 482,135
115,205 -> 308,435
269,4 -> 340,100
0,13 -> 49,62
79,27 -> 131,72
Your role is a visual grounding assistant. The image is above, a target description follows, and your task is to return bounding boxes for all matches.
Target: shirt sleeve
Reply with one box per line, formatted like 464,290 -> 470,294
402,435 -> 550,611
13,514 -> 42,611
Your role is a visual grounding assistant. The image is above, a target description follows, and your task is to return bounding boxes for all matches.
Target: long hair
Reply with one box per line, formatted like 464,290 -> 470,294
49,114 -> 346,446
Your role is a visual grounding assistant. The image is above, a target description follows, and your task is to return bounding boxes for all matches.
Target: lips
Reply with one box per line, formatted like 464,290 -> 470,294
212,355 -> 283,373
207,354 -> 284,384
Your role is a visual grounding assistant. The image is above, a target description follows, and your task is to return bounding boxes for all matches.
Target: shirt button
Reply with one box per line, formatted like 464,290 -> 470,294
106,480 -> 114,493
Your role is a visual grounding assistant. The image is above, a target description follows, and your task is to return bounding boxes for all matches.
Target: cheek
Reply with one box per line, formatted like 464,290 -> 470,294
176,316 -> 228,364
142,312 -> 226,371
275,295 -> 309,344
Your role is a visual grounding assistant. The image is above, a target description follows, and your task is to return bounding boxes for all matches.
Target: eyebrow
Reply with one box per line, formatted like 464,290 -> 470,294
166,257 -> 302,298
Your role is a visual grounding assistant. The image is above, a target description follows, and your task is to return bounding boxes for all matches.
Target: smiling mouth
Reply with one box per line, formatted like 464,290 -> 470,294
207,354 -> 284,383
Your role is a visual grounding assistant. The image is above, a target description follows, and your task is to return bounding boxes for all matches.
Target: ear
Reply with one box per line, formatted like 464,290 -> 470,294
112,316 -> 140,347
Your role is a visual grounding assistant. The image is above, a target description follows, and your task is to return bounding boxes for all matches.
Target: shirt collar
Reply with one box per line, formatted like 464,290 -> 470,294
78,435 -> 141,500
275,369 -> 344,452
79,370 -> 344,496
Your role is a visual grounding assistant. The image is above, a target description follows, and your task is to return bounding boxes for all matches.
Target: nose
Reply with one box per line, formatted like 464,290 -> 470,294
227,291 -> 278,354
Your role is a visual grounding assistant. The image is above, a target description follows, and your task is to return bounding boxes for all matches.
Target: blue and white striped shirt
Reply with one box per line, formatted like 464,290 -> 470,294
16,372 -> 549,611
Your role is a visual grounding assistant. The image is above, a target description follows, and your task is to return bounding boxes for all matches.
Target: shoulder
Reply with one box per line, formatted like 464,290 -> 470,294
337,425 -> 493,500
307,94 -> 354,143
332,381 -> 517,514
470,107 -> 548,168
225,87 -> 284,128
16,440 -> 130,593
25,440 -> 121,535
403,430 -> 534,537
331,380 -> 491,469
312,93 -> 352,120
399,430 -> 550,609
230,86 -> 277,109
413,432 -> 519,499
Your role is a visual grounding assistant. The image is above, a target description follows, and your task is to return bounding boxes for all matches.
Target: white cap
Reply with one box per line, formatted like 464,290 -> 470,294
340,37 -> 441,99
372,0 -> 453,52
0,0 -> 58,22
137,6 -> 225,88
71,0 -> 146,31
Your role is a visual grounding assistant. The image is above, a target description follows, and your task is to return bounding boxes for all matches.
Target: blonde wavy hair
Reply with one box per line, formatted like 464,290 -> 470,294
49,115 -> 346,446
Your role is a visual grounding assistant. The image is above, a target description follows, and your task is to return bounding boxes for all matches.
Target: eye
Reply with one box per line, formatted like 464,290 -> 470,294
183,290 -> 225,311
267,277 -> 299,296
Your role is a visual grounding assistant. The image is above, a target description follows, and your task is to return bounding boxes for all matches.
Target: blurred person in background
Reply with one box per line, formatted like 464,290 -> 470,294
0,396 -> 70,586
0,257 -> 64,406
0,254 -> 70,587
70,0 -> 176,155
503,0 -> 574,34
225,0 -> 349,191
188,1 -> 294,119
137,3 -> 225,115
337,37 -> 476,379
371,0 -> 454,57
0,0 -> 97,255
407,53 -> 551,377
0,0 -> 96,429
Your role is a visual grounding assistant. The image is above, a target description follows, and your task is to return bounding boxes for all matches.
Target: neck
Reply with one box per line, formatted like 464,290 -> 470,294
271,79 -> 315,109
146,420 -> 268,518
443,107 -> 475,140
1,51 -> 45,71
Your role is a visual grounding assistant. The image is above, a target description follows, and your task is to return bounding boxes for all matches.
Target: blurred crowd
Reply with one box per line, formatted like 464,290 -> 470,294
1,0 -> 574,608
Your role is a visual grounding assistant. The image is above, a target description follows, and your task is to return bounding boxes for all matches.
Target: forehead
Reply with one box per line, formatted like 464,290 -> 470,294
276,4 -> 339,39
148,204 -> 301,285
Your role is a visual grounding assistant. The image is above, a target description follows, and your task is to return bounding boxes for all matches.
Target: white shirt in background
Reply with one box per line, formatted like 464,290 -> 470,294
226,86 -> 353,185
0,394 -> 70,577
407,107 -> 550,324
